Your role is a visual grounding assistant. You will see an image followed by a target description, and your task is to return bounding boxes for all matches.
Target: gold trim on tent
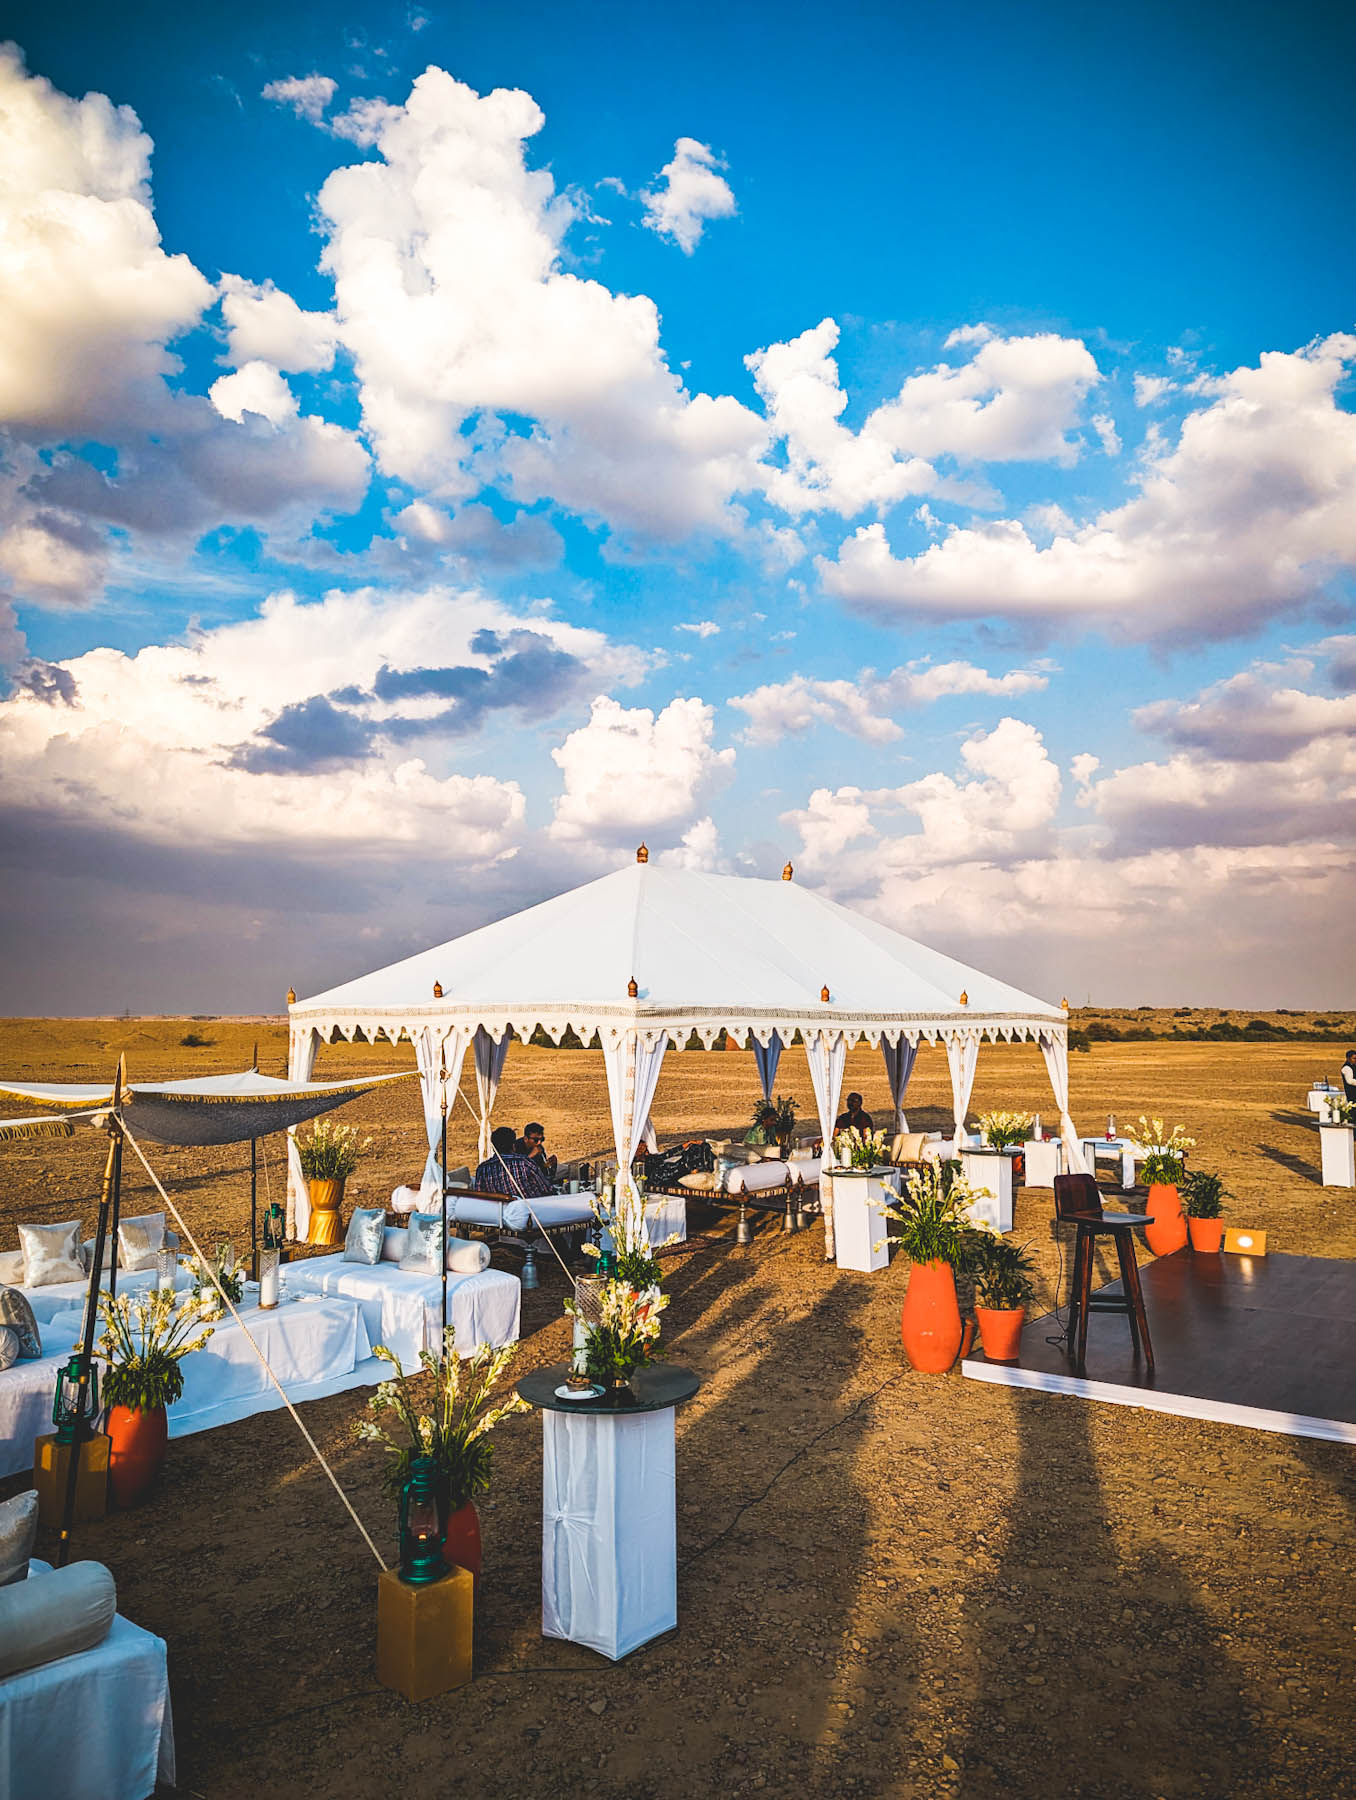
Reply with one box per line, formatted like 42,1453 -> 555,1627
0,1115 -> 78,1142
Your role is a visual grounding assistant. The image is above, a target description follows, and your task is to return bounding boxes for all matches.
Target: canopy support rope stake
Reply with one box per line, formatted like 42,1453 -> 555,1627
121,1124 -> 388,1572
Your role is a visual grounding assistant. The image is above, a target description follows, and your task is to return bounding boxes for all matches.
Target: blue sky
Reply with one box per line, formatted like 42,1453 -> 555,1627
1,0 -> 1353,1011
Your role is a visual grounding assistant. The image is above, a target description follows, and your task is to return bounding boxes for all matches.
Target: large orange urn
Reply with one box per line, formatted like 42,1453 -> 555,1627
1144,1183 -> 1187,1256
106,1404 -> 169,1507
441,1500 -> 483,1590
900,1259 -> 963,1373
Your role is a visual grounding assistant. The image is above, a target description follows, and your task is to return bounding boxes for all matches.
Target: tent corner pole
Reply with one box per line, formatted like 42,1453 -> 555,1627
440,1044 -> 449,1345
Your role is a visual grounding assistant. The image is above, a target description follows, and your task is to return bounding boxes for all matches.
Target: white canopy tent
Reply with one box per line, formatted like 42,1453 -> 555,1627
287,857 -> 1082,1238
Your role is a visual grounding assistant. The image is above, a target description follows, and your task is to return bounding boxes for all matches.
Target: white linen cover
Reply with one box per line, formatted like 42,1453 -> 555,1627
541,1407 -> 677,1661
0,1561 -> 174,1800
0,1354 -> 76,1479
283,1255 -> 520,1366
829,1171 -> 891,1273
170,1295 -> 372,1431
19,1266 -> 194,1329
1023,1137 -> 1064,1187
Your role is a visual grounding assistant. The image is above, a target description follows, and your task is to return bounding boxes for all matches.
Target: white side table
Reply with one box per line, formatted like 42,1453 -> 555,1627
1309,1085 -> 1340,1115
830,1168 -> 892,1272
1320,1123 -> 1355,1188
960,1148 -> 1015,1231
1022,1138 -> 1064,1188
519,1364 -> 701,1661
1080,1138 -> 1140,1190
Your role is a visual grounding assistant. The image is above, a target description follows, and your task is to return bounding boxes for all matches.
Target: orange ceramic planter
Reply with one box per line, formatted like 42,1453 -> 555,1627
442,1500 -> 483,1590
106,1404 -> 168,1508
900,1260 -> 963,1372
1144,1183 -> 1187,1256
975,1305 -> 1026,1362
1188,1216 -> 1225,1253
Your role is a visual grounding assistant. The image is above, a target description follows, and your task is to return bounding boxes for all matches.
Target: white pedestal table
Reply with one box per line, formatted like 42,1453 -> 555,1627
1022,1138 -> 1064,1188
1319,1123 -> 1355,1188
960,1147 -> 1016,1231
518,1363 -> 701,1662
829,1167 -> 893,1272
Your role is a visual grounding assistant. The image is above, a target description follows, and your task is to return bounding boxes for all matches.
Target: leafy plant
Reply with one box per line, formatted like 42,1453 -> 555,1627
1180,1169 -> 1230,1219
833,1124 -> 890,1169
615,1245 -> 662,1290
296,1119 -> 370,1181
1135,1116 -> 1195,1186
566,1279 -> 669,1384
970,1230 -> 1037,1310
355,1329 -> 529,1512
978,1110 -> 1033,1151
97,1288 -> 215,1411
187,1243 -> 245,1316
1140,1149 -> 1187,1185
750,1094 -> 799,1144
881,1159 -> 979,1267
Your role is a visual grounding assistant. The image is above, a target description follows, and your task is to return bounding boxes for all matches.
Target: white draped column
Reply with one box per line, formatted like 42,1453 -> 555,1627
1039,1029 -> 1086,1173
285,1025 -> 319,1240
945,1033 -> 980,1148
881,1035 -> 918,1134
415,1025 -> 471,1204
473,1026 -> 511,1162
750,1031 -> 783,1103
601,1029 -> 671,1249
805,1029 -> 848,1258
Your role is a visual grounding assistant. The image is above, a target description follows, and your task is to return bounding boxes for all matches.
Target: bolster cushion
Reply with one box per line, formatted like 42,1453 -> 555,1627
0,1560 -> 117,1678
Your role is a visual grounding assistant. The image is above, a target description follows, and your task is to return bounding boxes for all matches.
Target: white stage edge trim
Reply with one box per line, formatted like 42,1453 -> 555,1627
960,1356 -> 1356,1446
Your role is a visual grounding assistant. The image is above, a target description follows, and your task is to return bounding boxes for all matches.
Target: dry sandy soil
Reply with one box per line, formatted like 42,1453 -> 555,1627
2,1017 -> 1354,1800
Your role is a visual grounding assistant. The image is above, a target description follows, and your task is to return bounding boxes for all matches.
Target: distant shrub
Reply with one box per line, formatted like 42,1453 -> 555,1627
1173,1007 -> 1193,1017
1085,1021 -> 1121,1041
1206,1021 -> 1243,1039
179,1032 -> 212,1048
1243,1019 -> 1288,1037
1067,1028 -> 1091,1053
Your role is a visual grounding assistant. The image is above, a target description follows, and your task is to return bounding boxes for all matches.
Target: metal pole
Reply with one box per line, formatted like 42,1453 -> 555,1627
250,1137 -> 259,1280
440,1043 -> 449,1343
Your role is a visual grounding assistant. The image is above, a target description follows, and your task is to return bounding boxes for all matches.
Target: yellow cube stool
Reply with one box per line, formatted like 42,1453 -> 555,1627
33,1432 -> 110,1526
376,1565 -> 474,1701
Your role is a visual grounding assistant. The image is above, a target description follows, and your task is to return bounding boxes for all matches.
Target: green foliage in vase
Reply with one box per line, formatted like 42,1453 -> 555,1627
1180,1169 -> 1230,1219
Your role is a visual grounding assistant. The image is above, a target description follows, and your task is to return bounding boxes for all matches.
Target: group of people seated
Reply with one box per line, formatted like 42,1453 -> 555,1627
472,1121 -> 558,1197
740,1091 -> 872,1149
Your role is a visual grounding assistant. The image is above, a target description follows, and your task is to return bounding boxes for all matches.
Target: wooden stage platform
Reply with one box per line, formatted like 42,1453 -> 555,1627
962,1249 -> 1356,1444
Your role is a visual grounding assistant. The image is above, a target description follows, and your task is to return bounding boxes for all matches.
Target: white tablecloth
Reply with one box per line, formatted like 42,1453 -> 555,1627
0,1353 -> 70,1479
19,1266 -> 194,1329
0,1563 -> 174,1800
1080,1138 -> 1142,1190
1022,1138 -> 1065,1187
282,1256 -> 521,1366
168,1293 -> 372,1433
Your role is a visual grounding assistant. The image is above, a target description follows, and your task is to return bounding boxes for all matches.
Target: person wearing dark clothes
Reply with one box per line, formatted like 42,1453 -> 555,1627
834,1091 -> 872,1134
1342,1051 -> 1356,1103
475,1124 -> 555,1198
516,1120 -> 558,1180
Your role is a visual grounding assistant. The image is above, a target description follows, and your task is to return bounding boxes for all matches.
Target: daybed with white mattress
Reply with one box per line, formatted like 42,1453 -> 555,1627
281,1254 -> 521,1366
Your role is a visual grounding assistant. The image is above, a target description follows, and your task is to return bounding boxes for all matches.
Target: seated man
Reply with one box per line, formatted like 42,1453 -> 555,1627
834,1091 -> 873,1134
516,1121 -> 558,1179
474,1124 -> 556,1199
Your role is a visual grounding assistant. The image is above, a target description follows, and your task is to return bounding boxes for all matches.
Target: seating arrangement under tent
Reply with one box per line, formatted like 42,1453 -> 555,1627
286,849 -> 1084,1251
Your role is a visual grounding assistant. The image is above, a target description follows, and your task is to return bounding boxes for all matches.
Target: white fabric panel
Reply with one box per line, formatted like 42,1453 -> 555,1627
959,1149 -> 1015,1232
0,1355 -> 69,1479
945,1035 -> 981,1145
1039,1030 -> 1086,1173
472,1027 -> 511,1163
414,1026 -> 471,1204
282,1257 -> 520,1367
541,1407 -> 677,1660
805,1030 -> 847,1257
285,1026 -> 319,1238
751,1031 -> 783,1102
881,1037 -> 918,1134
601,1030 -> 670,1253
640,1195 -> 686,1247
171,1295 -> 370,1429
1023,1138 -> 1064,1187
0,1574 -> 174,1799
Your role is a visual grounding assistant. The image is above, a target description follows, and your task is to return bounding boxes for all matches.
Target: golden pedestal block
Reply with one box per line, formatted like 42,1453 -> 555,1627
376,1565 -> 474,1701
34,1432 -> 110,1526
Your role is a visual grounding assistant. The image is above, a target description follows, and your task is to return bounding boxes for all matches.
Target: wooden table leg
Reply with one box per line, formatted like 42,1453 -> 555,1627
1120,1243 -> 1154,1374
1075,1225 -> 1095,1367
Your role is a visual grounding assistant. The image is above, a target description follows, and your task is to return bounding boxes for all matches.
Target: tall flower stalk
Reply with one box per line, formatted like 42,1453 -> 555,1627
96,1288 -> 215,1412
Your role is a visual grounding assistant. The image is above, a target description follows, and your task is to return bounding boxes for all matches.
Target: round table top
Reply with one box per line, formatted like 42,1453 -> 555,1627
517,1362 -> 701,1416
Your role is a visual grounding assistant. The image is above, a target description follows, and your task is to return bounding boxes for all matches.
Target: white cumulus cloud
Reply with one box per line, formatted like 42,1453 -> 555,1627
261,74 -> 337,124
730,659 -> 1051,745
550,695 -> 735,845
640,138 -> 736,254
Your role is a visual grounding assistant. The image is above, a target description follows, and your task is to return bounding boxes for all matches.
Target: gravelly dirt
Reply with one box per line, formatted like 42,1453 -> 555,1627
2,1018 -> 1354,1800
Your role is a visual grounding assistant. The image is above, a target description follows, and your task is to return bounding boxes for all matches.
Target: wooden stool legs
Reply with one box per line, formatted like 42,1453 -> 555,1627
1069,1223 -> 1154,1375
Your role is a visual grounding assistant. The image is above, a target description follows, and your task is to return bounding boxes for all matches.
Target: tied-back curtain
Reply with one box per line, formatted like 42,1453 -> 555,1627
285,1027 -> 319,1238
751,1032 -> 783,1104
415,1026 -> 471,1202
945,1035 -> 980,1147
805,1029 -> 847,1259
881,1037 -> 918,1134
473,1027 -> 511,1162
601,1030 -> 669,1249
1039,1030 -> 1086,1172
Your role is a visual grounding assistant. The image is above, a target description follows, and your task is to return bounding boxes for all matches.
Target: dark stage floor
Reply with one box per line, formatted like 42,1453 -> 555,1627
962,1249 -> 1356,1443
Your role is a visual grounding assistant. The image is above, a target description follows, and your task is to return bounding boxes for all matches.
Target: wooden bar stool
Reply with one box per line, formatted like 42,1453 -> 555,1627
1053,1173 -> 1155,1375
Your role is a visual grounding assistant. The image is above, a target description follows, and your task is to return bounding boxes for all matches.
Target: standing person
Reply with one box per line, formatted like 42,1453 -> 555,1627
1342,1050 -> 1356,1103
834,1091 -> 872,1135
516,1121 -> 558,1180
475,1125 -> 554,1199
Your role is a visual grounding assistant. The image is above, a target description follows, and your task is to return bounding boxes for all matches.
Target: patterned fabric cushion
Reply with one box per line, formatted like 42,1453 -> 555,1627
16,1221 -> 83,1287
398,1211 -> 445,1275
0,1288 -> 42,1360
0,1491 -> 39,1587
0,1327 -> 19,1371
343,1208 -> 386,1265
117,1212 -> 167,1273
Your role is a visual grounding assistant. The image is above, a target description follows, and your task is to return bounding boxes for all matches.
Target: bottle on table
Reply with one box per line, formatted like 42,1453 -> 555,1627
1106,1113 -> 1116,1141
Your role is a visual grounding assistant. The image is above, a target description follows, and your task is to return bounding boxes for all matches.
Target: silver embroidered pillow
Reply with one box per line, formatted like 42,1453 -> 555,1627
398,1211 -> 444,1275
117,1212 -> 166,1273
0,1327 -> 18,1371
0,1251 -> 23,1287
0,1288 -> 41,1360
0,1491 -> 38,1588
343,1208 -> 386,1265
16,1221 -> 84,1287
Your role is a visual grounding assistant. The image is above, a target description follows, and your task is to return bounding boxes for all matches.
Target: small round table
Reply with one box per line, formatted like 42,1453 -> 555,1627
518,1362 -> 701,1661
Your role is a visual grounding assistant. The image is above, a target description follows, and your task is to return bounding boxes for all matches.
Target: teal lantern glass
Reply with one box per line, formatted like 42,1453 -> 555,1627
52,1354 -> 99,1446
398,1455 -> 448,1586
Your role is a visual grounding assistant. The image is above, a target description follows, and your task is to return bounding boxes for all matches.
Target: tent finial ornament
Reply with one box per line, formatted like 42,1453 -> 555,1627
820,984 -> 831,1003
636,842 -> 649,863
1061,996 -> 1070,1012
959,990 -> 969,1007
286,986 -> 296,1006
432,981 -> 443,999
782,861 -> 794,881
627,976 -> 639,998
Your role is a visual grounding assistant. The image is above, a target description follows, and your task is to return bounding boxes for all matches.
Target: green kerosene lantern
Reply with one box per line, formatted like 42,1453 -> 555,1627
398,1455 -> 448,1586
52,1354 -> 99,1446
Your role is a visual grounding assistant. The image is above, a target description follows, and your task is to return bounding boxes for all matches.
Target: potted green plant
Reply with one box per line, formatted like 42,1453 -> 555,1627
96,1288 -> 215,1506
296,1120 -> 370,1247
767,1094 -> 799,1155
833,1124 -> 890,1169
1134,1117 -> 1196,1255
881,1160 -> 985,1372
970,1228 -> 1037,1360
977,1111 -> 1032,1151
355,1328 -> 530,1586
1180,1168 -> 1230,1253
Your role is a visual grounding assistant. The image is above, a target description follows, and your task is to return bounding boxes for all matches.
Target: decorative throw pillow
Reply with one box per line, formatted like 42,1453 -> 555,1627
343,1208 -> 386,1265
117,1212 -> 167,1273
380,1227 -> 408,1263
0,1251 -> 23,1287
16,1221 -> 84,1288
398,1212 -> 444,1275
0,1491 -> 39,1588
0,1327 -> 18,1371
0,1289 -> 41,1361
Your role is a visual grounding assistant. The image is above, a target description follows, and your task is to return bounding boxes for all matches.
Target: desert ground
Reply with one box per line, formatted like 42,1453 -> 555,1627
2,1016 -> 1354,1800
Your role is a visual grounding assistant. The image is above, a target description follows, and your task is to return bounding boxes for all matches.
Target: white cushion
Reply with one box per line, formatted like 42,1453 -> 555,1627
0,1560 -> 117,1678
0,1326 -> 18,1371
0,1251 -> 24,1286
446,1236 -> 490,1274
380,1226 -> 408,1263
390,1185 -> 420,1215
343,1208 -> 385,1266
16,1222 -> 83,1288
0,1286 -> 42,1360
398,1213 -> 444,1274
0,1491 -> 38,1587
445,1166 -> 472,1189
117,1213 -> 166,1273
726,1160 -> 790,1194
678,1169 -> 717,1192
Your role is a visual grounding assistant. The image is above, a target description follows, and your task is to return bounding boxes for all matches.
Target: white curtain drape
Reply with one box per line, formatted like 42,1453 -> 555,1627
945,1034 -> 980,1147
473,1026 -> 511,1162
881,1036 -> 918,1134
1039,1030 -> 1086,1173
415,1026 -> 471,1203
601,1030 -> 670,1250
806,1030 -> 848,1257
751,1032 -> 783,1103
285,1026 -> 319,1239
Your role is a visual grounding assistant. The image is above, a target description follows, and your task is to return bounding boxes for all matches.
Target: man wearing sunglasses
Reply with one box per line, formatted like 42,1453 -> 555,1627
516,1121 -> 558,1181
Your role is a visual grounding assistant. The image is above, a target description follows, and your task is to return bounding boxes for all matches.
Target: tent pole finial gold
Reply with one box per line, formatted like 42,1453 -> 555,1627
782,861 -> 794,881
636,843 -> 649,864
627,977 -> 639,998
286,987 -> 296,1006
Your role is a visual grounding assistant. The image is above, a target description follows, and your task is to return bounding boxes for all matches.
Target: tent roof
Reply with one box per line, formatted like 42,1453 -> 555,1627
293,864 -> 1064,1042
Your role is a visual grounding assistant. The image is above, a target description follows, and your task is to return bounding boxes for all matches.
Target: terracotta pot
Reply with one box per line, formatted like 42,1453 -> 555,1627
106,1403 -> 169,1507
976,1305 -> 1026,1362
1143,1183 -> 1187,1256
958,1316 -> 977,1360
900,1259 -> 963,1372
305,1177 -> 346,1247
441,1499 -> 483,1590
1188,1215 -> 1225,1253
